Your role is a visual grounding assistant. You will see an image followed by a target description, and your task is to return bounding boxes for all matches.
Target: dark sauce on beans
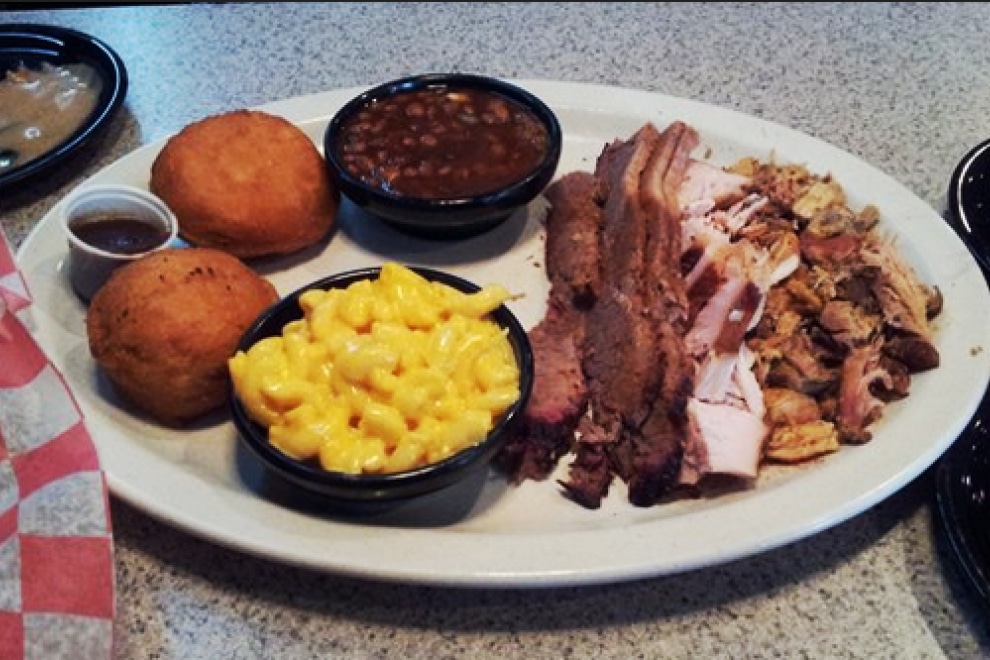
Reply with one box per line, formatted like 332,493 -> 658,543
70,214 -> 169,255
336,87 -> 550,199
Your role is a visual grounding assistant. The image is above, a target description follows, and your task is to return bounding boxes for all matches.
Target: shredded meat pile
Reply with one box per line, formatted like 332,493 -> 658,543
495,120 -> 943,509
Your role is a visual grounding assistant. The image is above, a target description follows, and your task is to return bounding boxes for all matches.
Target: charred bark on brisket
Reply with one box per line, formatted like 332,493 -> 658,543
544,171 -> 604,309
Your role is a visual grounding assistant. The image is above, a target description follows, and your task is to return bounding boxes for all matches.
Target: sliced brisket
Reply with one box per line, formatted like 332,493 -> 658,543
496,172 -> 600,481
500,120 -> 700,508
571,121 -> 699,508
544,171 -> 604,309
496,298 -> 587,481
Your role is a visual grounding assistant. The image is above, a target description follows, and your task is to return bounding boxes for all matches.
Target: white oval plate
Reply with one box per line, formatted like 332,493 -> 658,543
16,80 -> 990,588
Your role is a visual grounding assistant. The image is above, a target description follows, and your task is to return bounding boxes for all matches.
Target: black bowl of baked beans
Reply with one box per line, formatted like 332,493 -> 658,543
324,73 -> 562,239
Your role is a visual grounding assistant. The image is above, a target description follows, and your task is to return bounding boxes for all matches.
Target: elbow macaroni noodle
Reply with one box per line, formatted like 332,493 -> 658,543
229,262 -> 521,474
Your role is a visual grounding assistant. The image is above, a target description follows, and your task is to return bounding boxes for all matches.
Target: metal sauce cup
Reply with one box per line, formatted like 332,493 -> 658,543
61,183 -> 179,302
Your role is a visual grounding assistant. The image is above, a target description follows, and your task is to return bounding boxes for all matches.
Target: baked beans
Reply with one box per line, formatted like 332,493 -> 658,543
334,86 -> 550,199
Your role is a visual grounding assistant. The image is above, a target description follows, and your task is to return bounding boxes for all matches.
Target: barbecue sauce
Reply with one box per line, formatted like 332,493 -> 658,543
69,214 -> 170,255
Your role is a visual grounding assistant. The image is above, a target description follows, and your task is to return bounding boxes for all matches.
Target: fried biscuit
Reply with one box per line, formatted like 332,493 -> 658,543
150,109 -> 338,258
86,247 -> 279,426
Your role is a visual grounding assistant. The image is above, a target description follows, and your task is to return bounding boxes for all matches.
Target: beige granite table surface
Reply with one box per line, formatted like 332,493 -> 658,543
2,2 -> 990,658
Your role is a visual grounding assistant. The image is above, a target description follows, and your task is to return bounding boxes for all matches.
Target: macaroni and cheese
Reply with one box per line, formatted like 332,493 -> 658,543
229,262 -> 521,474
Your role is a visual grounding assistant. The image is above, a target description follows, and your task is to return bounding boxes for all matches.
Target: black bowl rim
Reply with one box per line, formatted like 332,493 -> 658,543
322,72 -> 563,213
947,136 -> 990,273
0,23 -> 129,191
230,264 -> 535,501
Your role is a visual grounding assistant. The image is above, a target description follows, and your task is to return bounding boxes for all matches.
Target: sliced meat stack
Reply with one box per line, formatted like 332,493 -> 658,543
498,121 -> 699,508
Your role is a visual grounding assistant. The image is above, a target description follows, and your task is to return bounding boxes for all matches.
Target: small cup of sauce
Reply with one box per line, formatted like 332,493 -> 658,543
61,183 -> 179,301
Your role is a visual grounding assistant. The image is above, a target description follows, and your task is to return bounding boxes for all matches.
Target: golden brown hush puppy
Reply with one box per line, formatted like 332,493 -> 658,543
86,247 -> 279,427
150,109 -> 338,258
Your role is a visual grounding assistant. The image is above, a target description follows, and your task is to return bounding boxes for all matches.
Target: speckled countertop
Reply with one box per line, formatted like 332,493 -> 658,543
3,2 -> 990,658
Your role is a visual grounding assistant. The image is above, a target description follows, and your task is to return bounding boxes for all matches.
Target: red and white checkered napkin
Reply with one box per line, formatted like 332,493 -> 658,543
0,226 -> 114,659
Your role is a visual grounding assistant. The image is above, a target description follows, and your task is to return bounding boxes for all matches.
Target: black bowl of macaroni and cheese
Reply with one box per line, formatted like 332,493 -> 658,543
228,262 -> 534,504
323,72 -> 562,239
